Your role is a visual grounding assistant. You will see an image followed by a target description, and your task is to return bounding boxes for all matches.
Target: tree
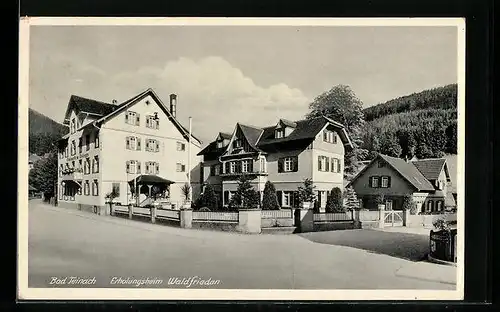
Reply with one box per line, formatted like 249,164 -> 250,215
297,178 -> 316,207
402,194 -> 417,214
197,184 -> 218,210
343,186 -> 360,210
28,152 -> 57,201
445,122 -> 457,154
229,175 -> 260,209
380,132 -> 402,158
326,187 -> 344,212
262,181 -> 280,210
397,129 -> 416,160
306,85 -> 368,177
180,183 -> 191,203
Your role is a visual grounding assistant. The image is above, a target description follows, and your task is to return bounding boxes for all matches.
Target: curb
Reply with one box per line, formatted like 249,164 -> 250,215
427,254 -> 457,267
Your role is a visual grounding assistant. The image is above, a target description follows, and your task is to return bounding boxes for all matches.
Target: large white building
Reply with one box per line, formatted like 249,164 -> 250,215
56,88 -> 202,214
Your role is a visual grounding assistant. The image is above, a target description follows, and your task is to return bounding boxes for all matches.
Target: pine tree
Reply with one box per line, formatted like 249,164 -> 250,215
326,187 -> 344,212
344,186 -> 360,211
198,184 -> 218,210
229,175 -> 260,209
262,181 -> 280,210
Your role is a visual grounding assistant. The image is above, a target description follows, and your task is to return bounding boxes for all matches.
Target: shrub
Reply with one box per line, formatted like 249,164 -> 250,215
199,207 -> 211,212
197,184 -> 218,210
297,178 -> 316,206
326,187 -> 344,213
262,181 -> 280,210
230,175 -> 261,209
180,183 -> 191,202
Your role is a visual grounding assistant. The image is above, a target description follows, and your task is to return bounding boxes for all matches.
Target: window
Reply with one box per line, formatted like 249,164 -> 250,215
260,158 -> 266,173
214,164 -> 220,175
381,176 -> 389,188
84,157 -> 91,174
85,135 -> 90,151
112,183 -> 120,196
146,139 -> 159,152
126,160 -> 141,174
92,180 -> 99,196
318,156 -> 329,172
230,162 -> 236,173
242,160 -> 251,173
71,140 -> 76,155
331,158 -> 340,173
95,134 -> 99,148
426,200 -> 434,212
284,157 -> 293,172
217,140 -> 224,148
275,128 -> 285,139
278,156 -> 297,173
146,115 -> 159,129
323,130 -> 337,143
78,138 -> 82,154
84,180 -> 90,196
283,192 -> 291,207
78,159 -> 82,171
70,118 -> 76,133
92,156 -> 99,173
146,162 -> 160,175
176,142 -> 186,151
436,200 -> 443,212
233,139 -> 242,149
176,163 -> 186,172
370,176 -> 379,188
378,161 -> 385,168
125,111 -> 140,126
126,136 -> 141,151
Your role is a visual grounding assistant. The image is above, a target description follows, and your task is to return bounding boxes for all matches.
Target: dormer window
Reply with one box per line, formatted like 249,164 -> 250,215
217,140 -> 224,148
323,130 -> 337,144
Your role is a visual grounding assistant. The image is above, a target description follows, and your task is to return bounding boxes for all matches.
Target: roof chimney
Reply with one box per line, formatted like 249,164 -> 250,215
112,99 -> 117,104
169,94 -> 177,118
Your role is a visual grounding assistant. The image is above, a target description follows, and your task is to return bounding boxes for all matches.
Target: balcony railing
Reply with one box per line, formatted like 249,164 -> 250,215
61,168 -> 83,180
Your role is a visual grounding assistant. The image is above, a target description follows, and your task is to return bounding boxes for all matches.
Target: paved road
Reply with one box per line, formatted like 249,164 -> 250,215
28,201 -> 455,290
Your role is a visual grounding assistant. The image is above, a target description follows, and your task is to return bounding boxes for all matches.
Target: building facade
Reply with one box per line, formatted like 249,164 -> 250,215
347,153 -> 454,212
197,116 -> 353,209
56,89 -> 202,214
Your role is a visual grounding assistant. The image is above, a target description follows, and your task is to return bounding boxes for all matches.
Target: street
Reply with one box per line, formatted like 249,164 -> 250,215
28,200 -> 456,289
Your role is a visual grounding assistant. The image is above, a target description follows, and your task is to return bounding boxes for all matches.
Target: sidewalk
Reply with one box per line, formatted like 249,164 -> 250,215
395,260 -> 457,285
372,226 -> 432,236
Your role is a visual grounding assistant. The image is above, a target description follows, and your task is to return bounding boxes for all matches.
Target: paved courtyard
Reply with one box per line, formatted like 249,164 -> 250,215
27,200 -> 456,289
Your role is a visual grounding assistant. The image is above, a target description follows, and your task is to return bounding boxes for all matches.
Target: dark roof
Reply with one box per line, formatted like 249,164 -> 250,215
197,141 -> 226,157
65,95 -> 117,122
128,175 -> 175,185
279,118 -> 297,128
198,116 -> 353,156
239,124 -> 264,152
219,132 -> 232,140
411,158 -> 447,180
257,117 -> 328,147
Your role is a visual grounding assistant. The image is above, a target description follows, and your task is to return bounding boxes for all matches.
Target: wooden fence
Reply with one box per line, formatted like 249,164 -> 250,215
313,212 -> 353,222
114,205 -> 129,214
156,208 -> 180,220
192,211 -> 239,222
261,209 -> 293,219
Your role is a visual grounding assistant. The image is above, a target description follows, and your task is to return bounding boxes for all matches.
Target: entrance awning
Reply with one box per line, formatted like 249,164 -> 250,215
128,175 -> 175,186
61,179 -> 82,188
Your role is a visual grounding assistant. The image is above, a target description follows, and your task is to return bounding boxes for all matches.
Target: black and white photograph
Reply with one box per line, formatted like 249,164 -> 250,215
18,17 -> 465,300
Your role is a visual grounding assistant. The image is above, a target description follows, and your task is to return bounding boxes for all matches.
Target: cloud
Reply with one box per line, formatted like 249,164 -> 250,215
110,56 -> 310,143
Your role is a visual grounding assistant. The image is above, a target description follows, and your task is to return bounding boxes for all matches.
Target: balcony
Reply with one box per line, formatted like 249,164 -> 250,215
61,168 -> 84,181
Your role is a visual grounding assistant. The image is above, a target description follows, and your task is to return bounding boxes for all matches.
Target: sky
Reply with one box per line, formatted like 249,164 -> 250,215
29,25 -> 458,145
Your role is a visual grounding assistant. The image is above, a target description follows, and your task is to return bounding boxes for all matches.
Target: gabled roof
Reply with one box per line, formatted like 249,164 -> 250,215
411,158 -> 448,181
347,154 -> 435,192
63,95 -> 118,124
218,132 -> 232,140
198,116 -> 353,156
67,89 -> 201,145
278,118 -> 297,128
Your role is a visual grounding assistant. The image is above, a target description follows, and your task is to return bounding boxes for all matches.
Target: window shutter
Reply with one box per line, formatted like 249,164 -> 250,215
249,161 -> 253,173
182,164 -> 186,172
146,117 -> 150,128
276,191 -> 283,207
292,156 -> 298,172
155,141 -> 159,152
325,157 -> 330,172
337,159 -> 341,173
318,156 -> 322,171
156,119 -> 159,129
387,176 -> 391,187
278,158 -> 283,173
210,166 -> 215,176
369,177 -> 373,187
155,163 -> 159,175
137,137 -> 141,150
225,162 -> 230,173
125,113 -> 129,123
236,161 -> 242,173
224,191 -> 230,205
137,161 -> 141,173
136,113 -> 140,126
126,161 -> 130,173
126,137 -> 130,149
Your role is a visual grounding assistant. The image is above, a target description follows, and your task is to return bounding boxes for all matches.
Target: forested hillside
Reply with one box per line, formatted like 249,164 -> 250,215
361,84 -> 457,160
29,108 -> 68,155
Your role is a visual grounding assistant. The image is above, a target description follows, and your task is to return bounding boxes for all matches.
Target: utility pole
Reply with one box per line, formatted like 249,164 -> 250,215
188,116 -> 192,202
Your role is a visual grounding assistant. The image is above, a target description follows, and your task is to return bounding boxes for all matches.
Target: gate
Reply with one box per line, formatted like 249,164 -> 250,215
384,210 -> 403,227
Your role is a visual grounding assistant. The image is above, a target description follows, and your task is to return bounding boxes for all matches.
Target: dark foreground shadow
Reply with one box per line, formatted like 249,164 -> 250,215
299,229 -> 429,262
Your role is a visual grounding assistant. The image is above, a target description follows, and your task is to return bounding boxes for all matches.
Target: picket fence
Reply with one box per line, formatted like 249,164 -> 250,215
192,211 -> 239,222
313,212 -> 353,222
261,209 -> 293,219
